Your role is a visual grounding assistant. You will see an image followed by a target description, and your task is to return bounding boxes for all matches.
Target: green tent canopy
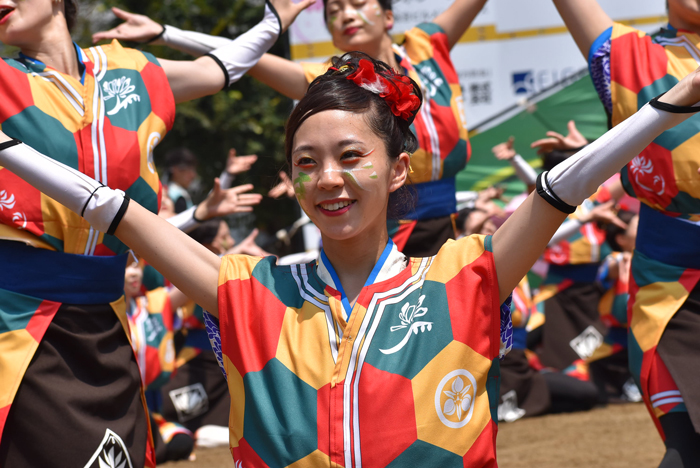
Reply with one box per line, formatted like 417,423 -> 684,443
456,69 -> 609,197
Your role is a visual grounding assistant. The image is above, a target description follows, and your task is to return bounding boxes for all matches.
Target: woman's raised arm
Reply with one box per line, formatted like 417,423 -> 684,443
432,0 -> 488,50
492,68 -> 700,303
92,1 -> 311,101
0,133 -> 227,316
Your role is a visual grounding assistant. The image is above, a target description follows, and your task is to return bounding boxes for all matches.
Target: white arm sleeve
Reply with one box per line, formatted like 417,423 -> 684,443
158,25 -> 234,57
0,140 -> 127,234
547,218 -> 583,247
206,1 -> 281,87
544,102 -> 694,207
509,154 -> 538,186
166,205 -> 200,233
219,170 -> 234,190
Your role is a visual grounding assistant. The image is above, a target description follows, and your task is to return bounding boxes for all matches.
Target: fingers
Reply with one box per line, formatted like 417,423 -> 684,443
232,183 -> 255,194
236,194 -> 263,206
112,7 -> 132,20
92,29 -> 121,43
279,171 -> 290,182
545,131 -> 565,141
296,0 -> 317,12
228,148 -> 237,158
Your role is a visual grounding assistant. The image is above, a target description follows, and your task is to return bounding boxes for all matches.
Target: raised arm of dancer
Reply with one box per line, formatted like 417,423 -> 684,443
92,3 -> 310,100
551,0 -> 612,58
433,0 -> 488,50
492,68 -> 700,303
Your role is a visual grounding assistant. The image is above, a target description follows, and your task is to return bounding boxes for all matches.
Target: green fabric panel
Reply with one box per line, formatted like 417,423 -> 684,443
456,72 -> 608,197
0,288 -> 44,334
630,250 -> 685,288
101,68 -> 152,132
486,357 -> 500,423
142,264 -> 166,291
387,440 -> 463,467
3,106 -> 79,170
243,358 -> 317,467
251,257 -> 306,309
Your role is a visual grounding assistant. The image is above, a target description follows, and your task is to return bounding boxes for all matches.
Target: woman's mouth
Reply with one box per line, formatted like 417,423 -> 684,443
318,200 -> 355,216
344,26 -> 359,36
0,7 -> 14,26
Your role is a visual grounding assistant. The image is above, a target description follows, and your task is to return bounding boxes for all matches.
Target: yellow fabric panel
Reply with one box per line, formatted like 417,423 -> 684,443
567,237 -> 594,264
611,23 -> 642,41
40,193 -> 90,254
287,450 -> 342,468
136,113 -> 167,190
588,342 -> 614,363
408,147 -> 433,182
0,329 -> 39,408
110,296 -> 130,341
630,281 -> 689,352
276,305 -> 336,390
158,331 -> 175,374
175,346 -> 199,368
225,355 -> 245,449
27,77 -> 85,134
403,27 -> 433,64
411,340 -> 491,456
332,302 -> 368,386
301,61 -> 332,85
671,134 -> 700,196
425,235 -> 487,284
218,254 -> 263,286
0,224 -> 55,250
145,288 -> 169,315
598,288 -> 614,317
665,47 -> 699,81
610,79 -> 640,127
450,83 -> 468,140
104,40 -> 149,72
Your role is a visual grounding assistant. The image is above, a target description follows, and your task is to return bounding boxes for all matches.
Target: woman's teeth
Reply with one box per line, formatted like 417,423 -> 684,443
320,200 -> 353,211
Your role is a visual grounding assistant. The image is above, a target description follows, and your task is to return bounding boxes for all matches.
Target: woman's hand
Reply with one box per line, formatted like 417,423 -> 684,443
270,0 -> 316,33
226,148 -> 258,175
194,180 -> 263,221
659,66 -> 700,107
530,120 -> 587,155
268,171 -> 296,199
226,229 -> 275,257
492,137 -> 517,161
92,8 -> 163,44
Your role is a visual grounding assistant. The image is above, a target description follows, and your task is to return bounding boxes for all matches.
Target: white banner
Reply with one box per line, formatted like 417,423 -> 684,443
289,0 -> 667,127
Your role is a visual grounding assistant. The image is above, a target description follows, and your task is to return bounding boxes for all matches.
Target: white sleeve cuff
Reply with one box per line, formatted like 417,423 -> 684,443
166,205 -> 201,233
509,154 -> 538,186
160,25 -> 235,57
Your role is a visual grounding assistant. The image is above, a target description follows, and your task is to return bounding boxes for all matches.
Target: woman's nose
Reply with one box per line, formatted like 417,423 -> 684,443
318,165 -> 344,189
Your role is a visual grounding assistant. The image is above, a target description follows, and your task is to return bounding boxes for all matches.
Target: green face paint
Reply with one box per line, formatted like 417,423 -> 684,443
356,6 -> 375,25
327,15 -> 338,31
293,172 -> 311,199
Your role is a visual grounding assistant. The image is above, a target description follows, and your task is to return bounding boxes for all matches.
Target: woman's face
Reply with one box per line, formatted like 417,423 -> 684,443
290,109 -> 408,242
124,263 -> 143,298
0,0 -> 62,46
210,220 -> 234,255
325,0 -> 393,52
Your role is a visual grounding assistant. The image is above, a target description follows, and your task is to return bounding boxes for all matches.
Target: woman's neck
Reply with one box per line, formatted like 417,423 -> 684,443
321,225 -> 390,305
357,33 -> 400,71
669,10 -> 700,35
20,25 -> 80,80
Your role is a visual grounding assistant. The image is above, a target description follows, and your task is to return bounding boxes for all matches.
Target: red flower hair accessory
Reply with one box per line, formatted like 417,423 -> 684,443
343,59 -> 421,122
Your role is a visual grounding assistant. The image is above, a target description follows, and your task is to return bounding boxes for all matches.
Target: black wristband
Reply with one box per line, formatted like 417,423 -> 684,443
0,138 -> 23,151
107,194 -> 131,236
192,204 -> 205,223
649,92 -> 700,114
536,171 -> 576,214
145,25 -> 166,44
80,185 -> 104,217
205,53 -> 230,89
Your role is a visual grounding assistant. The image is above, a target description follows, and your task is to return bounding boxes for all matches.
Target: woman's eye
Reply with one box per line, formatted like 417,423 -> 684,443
295,157 -> 315,167
341,151 -> 362,161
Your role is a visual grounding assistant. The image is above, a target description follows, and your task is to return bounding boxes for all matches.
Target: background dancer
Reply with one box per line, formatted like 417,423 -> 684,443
552,1 -> 700,465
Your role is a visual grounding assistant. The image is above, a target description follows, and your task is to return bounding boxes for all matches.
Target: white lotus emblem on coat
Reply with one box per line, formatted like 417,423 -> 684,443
379,295 -> 433,355
103,77 -> 141,115
435,369 -> 477,428
0,190 -> 16,210
630,155 -> 666,195
98,446 -> 127,468
12,211 -> 26,229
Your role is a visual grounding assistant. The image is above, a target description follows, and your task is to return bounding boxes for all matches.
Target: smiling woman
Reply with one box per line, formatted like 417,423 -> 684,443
2,53 -> 700,467
0,0 -> 312,466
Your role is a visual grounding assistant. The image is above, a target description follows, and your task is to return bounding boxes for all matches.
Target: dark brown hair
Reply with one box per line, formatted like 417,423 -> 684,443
323,0 -> 393,22
64,0 -> 78,32
284,52 -> 422,218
